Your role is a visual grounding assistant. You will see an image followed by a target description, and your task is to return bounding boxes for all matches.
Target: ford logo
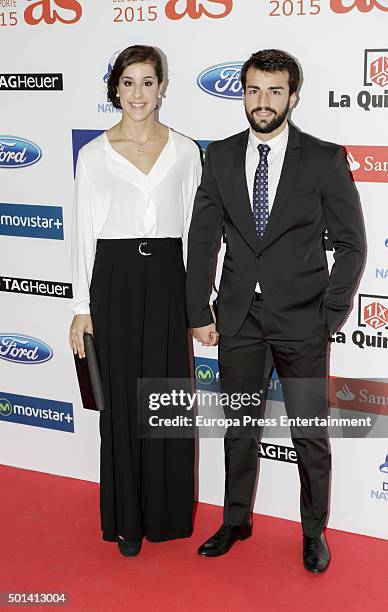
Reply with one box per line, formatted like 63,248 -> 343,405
0,136 -> 42,168
197,62 -> 243,99
0,334 -> 53,364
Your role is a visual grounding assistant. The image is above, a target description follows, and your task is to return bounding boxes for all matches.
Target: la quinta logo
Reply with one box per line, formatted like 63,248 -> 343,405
329,50 -> 388,111
0,398 -> 12,417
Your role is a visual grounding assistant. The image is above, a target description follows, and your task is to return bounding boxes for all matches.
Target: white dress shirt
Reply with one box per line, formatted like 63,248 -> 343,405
71,129 -> 202,315
245,124 -> 289,292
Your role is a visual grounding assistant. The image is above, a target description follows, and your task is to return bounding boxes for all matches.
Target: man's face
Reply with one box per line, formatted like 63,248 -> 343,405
243,67 -> 297,134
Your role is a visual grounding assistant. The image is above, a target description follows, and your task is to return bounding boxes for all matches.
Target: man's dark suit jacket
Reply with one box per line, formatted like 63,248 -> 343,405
186,123 -> 365,340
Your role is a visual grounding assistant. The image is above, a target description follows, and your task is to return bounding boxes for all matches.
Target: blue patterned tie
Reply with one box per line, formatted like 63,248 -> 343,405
252,144 -> 271,238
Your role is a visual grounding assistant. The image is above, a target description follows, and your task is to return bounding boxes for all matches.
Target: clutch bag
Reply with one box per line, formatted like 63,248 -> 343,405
73,333 -> 105,412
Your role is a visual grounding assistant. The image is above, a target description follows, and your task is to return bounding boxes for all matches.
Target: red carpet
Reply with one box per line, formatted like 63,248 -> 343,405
1,465 -> 387,612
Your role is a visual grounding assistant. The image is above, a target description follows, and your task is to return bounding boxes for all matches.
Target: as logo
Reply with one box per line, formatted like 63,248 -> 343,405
195,364 -> 215,384
0,398 -> 12,417
331,0 -> 388,12
24,0 -> 82,25
165,0 -> 232,20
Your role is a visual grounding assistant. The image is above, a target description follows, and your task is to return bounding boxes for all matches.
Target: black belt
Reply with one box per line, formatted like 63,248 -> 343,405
254,292 -> 263,301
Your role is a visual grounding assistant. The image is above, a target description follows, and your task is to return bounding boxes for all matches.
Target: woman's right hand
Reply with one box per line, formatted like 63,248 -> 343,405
69,314 -> 93,358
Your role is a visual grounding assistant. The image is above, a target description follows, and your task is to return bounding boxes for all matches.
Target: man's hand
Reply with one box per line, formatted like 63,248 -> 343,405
191,323 -> 219,346
69,314 -> 93,358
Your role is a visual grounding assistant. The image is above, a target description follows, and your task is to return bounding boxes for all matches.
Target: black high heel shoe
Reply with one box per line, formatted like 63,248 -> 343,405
117,536 -> 142,557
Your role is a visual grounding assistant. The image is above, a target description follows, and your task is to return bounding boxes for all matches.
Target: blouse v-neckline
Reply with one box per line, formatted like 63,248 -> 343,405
104,129 -> 172,178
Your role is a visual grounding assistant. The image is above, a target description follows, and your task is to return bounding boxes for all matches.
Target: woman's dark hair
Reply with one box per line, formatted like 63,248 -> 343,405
107,45 -> 163,109
241,49 -> 300,95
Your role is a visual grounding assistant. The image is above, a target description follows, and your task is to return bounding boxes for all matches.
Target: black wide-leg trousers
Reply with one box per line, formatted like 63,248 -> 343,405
90,238 -> 194,543
218,298 -> 331,538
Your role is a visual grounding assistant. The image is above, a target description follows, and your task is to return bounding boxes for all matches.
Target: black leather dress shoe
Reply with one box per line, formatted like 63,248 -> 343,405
198,522 -> 252,557
303,533 -> 331,573
117,537 -> 142,557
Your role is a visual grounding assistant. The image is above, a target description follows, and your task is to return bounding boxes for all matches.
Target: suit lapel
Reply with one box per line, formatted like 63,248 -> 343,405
229,130 -> 259,253
261,123 -> 302,246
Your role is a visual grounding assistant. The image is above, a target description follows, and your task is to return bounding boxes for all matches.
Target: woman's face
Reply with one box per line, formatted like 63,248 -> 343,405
116,62 -> 163,122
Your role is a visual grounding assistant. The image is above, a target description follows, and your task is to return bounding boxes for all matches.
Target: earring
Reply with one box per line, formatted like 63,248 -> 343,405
116,93 -> 120,97
154,103 -> 159,110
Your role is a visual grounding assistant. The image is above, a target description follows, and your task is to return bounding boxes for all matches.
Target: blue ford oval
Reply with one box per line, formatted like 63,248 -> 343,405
0,136 -> 42,168
197,63 -> 243,99
0,334 -> 53,364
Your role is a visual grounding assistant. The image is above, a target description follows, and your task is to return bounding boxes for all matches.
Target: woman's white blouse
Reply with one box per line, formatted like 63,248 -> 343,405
71,129 -> 202,315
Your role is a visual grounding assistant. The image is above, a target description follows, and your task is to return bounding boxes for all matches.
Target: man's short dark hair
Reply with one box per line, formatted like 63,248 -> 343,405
241,49 -> 300,95
107,45 -> 163,110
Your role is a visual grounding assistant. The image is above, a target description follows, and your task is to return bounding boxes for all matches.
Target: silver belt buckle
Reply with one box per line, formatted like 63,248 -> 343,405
139,241 -> 152,256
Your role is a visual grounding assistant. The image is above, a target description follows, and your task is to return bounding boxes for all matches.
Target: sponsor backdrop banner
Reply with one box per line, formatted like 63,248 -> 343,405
1,0 -> 387,539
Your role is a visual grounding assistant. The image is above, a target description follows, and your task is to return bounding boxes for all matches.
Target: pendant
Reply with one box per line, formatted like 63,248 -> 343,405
137,144 -> 145,155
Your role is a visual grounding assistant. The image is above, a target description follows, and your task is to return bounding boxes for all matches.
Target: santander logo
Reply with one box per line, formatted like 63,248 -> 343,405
165,0 -> 233,19
346,146 -> 388,182
331,0 -> 388,12
24,0 -> 83,25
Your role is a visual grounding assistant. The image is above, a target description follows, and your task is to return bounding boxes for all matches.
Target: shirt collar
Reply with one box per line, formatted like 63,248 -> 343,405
248,123 -> 289,158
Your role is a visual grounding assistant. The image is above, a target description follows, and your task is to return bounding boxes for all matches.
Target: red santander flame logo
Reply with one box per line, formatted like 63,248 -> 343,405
24,0 -> 82,25
165,0 -> 233,20
331,0 -> 388,12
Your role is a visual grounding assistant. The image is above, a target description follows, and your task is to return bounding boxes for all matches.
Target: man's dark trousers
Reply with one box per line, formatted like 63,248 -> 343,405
220,296 -> 330,539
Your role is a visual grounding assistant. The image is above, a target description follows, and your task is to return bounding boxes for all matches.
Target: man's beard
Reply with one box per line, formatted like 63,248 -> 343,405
245,100 -> 290,134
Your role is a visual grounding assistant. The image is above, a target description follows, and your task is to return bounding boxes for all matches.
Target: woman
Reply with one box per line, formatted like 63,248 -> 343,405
69,45 -> 201,556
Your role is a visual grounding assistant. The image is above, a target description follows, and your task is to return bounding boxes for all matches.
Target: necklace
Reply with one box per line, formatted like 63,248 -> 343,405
127,133 -> 154,155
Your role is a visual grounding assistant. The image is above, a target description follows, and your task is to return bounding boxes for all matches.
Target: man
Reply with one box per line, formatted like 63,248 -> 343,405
186,49 -> 365,573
